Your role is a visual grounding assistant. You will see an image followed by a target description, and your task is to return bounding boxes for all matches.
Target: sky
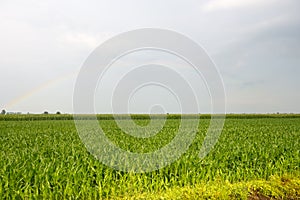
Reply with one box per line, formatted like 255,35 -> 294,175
0,0 -> 299,114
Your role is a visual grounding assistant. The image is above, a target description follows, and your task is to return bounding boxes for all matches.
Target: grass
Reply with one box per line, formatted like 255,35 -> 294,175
123,174 -> 300,199
0,114 -> 299,199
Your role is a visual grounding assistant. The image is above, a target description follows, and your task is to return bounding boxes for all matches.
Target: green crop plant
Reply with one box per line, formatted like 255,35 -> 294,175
0,115 -> 299,199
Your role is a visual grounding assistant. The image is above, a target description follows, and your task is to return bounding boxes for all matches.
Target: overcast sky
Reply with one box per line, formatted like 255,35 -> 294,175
1,0 -> 299,114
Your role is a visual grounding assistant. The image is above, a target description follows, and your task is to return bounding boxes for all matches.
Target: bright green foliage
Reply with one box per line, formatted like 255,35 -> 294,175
0,115 -> 299,199
125,175 -> 300,199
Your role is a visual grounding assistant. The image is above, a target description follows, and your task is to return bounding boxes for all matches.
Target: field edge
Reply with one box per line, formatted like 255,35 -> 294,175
118,174 -> 300,200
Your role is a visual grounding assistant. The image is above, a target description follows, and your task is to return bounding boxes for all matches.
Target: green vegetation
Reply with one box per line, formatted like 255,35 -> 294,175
126,175 -> 300,200
0,114 -> 299,199
1,113 -> 300,121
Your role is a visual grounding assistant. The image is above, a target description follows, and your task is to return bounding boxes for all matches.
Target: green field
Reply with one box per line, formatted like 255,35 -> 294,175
0,114 -> 299,199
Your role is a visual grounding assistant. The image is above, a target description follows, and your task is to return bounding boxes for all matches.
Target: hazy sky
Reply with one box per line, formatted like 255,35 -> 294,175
1,0 -> 299,114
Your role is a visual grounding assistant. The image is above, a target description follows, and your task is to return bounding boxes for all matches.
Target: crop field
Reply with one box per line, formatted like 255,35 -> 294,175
0,114 -> 299,199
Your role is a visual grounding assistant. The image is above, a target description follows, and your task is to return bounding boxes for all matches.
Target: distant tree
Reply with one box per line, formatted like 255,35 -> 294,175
56,111 -> 61,115
1,109 -> 6,115
44,111 -> 49,114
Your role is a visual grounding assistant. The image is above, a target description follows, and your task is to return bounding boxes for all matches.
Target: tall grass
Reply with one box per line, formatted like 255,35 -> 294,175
0,116 -> 299,198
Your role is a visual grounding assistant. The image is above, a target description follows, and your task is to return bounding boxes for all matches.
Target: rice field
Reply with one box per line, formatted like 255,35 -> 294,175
0,114 -> 299,199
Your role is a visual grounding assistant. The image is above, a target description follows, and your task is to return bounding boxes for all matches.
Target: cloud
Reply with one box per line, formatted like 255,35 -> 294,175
202,0 -> 274,12
1,0 -> 299,113
61,32 -> 111,49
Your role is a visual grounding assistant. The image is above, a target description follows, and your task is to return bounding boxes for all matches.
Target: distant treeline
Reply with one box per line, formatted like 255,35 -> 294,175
0,113 -> 300,121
